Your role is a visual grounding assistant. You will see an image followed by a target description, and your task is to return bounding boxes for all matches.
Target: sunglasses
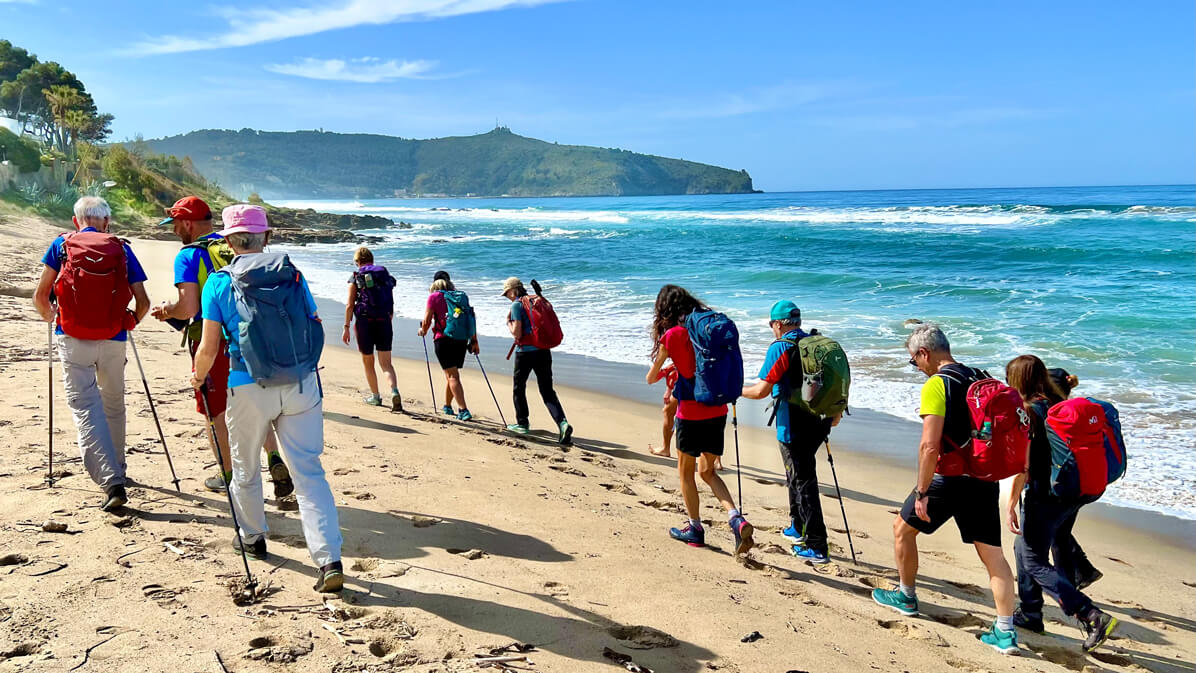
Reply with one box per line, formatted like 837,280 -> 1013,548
908,350 -> 922,367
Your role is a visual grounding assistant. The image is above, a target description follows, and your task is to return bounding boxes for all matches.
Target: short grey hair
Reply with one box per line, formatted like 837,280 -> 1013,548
225,232 -> 266,252
73,196 -> 110,221
776,317 -> 801,327
905,323 -> 951,355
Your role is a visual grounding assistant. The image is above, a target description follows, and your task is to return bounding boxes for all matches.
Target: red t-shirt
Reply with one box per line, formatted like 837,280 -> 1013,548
662,325 -> 727,421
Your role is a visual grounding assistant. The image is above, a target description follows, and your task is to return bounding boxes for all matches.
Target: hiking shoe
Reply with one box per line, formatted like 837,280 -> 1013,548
506,423 -> 530,435
204,473 -> 228,492
1013,609 -> 1045,634
792,545 -> 829,564
781,523 -> 806,546
314,561 -> 345,593
872,587 -> 919,617
730,515 -> 754,555
1075,568 -> 1104,591
457,409 -> 473,421
268,454 -> 294,498
363,393 -> 382,406
1080,609 -> 1119,653
391,392 -> 403,413
558,420 -> 574,445
441,405 -> 455,416
232,534 -> 267,561
980,620 -> 1020,655
101,485 -> 127,512
669,521 -> 706,548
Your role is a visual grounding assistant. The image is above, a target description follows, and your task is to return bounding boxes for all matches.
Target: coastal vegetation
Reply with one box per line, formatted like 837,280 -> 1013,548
143,126 -> 758,199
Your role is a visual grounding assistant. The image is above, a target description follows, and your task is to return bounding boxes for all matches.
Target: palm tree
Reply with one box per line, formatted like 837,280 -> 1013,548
41,84 -> 82,153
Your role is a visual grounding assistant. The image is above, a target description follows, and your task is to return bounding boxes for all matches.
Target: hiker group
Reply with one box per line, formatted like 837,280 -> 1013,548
35,195 -> 1126,655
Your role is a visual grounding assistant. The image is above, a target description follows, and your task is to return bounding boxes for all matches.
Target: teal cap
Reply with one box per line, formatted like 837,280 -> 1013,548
158,217 -> 175,227
769,300 -> 801,322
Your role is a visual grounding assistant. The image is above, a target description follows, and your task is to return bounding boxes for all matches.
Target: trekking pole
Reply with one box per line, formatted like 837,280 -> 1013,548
824,439 -> 858,565
474,352 -> 509,427
200,384 -> 257,598
732,402 -> 743,514
128,335 -> 181,492
46,321 -> 54,487
421,333 -> 437,409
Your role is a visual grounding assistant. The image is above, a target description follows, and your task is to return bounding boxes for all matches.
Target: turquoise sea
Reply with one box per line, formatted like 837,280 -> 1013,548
277,185 -> 1196,519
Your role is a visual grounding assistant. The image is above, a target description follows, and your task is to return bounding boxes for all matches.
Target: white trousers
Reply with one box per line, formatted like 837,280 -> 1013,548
56,335 -> 126,489
225,373 -> 342,567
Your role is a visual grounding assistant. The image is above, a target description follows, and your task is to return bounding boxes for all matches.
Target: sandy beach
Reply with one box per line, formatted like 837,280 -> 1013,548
1,209 -> 1193,673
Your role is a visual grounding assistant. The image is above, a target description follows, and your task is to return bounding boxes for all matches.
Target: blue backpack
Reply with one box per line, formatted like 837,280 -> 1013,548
224,252 -> 324,389
673,310 -> 744,406
440,290 -> 476,342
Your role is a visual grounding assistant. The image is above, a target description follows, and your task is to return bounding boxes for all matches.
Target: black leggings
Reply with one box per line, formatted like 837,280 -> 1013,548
512,349 -> 566,427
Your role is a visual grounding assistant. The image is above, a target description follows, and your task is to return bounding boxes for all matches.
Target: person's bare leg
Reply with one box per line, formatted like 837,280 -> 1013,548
651,401 -> 675,457
443,378 -> 454,409
697,455 -> 736,512
677,452 -> 700,519
894,517 -> 921,588
446,368 -> 467,410
975,542 -> 1016,617
376,350 -> 398,392
361,354 -> 379,396
212,412 -> 231,475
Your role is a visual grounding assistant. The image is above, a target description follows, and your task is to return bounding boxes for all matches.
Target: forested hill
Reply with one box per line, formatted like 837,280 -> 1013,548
142,127 -> 756,199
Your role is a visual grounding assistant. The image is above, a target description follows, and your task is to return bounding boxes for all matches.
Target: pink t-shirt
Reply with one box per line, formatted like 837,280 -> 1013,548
425,292 -> 448,339
662,325 -> 727,421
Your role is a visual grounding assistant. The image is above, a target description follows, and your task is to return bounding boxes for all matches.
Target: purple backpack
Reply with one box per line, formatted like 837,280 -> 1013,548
353,264 -> 395,319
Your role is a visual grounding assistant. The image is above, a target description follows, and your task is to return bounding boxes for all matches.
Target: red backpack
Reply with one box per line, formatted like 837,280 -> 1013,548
937,370 -> 1031,481
518,294 -> 563,350
1045,398 -> 1127,499
54,231 -> 133,340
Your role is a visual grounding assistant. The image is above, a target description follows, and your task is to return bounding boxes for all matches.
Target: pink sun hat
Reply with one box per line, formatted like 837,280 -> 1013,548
219,204 -> 271,236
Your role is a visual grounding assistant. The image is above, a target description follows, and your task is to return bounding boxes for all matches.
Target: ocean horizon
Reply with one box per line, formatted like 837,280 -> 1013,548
276,184 -> 1196,520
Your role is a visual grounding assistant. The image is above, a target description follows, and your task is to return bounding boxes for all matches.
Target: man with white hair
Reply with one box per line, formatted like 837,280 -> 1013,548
871,323 -> 1019,655
33,196 -> 150,511
191,204 -> 344,593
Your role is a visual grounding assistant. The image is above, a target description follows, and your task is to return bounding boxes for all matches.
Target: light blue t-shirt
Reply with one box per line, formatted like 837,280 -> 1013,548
509,299 -> 539,352
201,262 -> 319,388
41,227 -> 148,342
758,328 -> 809,444
173,232 -> 222,320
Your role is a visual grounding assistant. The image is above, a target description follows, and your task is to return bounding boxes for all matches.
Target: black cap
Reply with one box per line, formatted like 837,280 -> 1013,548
433,270 -> 451,282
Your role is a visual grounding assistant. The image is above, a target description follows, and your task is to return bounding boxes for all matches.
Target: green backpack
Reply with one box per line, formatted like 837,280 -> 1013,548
779,330 -> 851,418
183,236 -> 236,344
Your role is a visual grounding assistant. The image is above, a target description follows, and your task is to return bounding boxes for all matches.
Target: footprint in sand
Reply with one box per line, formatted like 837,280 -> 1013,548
1030,644 -> 1089,671
858,576 -> 890,590
548,465 -> 585,477
638,499 -> 686,515
599,483 -> 636,496
351,558 -> 380,572
607,625 -> 679,650
332,467 -> 359,476
924,610 -> 988,630
410,516 -> 440,528
446,548 -> 485,560
141,583 -> 183,606
543,581 -> 569,597
875,619 -> 948,647
0,553 -> 29,566
944,579 -> 986,597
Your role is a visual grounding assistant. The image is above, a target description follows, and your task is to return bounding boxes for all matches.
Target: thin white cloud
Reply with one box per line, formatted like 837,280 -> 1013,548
654,81 -> 858,120
265,57 -> 439,83
127,0 -> 565,55
0,0 -> 38,4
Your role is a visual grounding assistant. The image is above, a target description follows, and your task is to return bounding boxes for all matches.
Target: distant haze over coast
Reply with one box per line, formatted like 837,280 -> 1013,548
140,127 -> 757,200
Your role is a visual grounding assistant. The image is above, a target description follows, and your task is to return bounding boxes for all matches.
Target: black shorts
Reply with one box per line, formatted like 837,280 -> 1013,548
434,336 -> 468,370
355,318 -> 393,355
900,475 -> 1001,547
674,416 -> 726,458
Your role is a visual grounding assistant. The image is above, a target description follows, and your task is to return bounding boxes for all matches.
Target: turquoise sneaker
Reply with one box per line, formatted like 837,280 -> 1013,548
872,587 -> 919,617
558,420 -> 574,445
457,409 -> 473,422
363,393 -> 382,406
507,423 -> 530,435
442,405 -> 455,416
980,620 -> 1020,655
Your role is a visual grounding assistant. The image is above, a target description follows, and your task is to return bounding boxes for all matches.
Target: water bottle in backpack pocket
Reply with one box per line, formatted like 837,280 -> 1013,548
225,252 -> 324,387
1045,397 -> 1127,499
672,310 -> 743,406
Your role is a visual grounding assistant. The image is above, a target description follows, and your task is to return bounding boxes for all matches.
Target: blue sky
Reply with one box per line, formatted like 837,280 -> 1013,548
4,0 -> 1193,191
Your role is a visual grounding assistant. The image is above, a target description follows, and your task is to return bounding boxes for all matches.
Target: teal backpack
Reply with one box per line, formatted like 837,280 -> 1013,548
779,330 -> 851,418
440,290 -> 476,342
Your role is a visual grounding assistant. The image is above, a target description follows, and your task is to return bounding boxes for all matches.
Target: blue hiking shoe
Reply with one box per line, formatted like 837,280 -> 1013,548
792,545 -> 829,564
782,523 -> 806,546
730,515 -> 755,556
872,587 -> 919,617
457,409 -> 473,422
980,620 -> 1020,655
442,405 -> 455,416
669,521 -> 706,548
506,423 -> 530,435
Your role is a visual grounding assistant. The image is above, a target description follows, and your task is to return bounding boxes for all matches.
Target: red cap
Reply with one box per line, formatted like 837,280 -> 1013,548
166,196 -> 212,221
